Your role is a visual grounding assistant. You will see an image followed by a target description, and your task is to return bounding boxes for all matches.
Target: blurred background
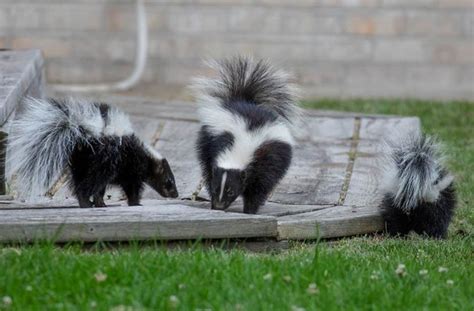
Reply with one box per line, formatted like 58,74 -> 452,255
0,0 -> 473,100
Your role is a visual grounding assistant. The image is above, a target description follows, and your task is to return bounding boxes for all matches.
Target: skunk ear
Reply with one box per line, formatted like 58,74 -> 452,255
161,158 -> 170,171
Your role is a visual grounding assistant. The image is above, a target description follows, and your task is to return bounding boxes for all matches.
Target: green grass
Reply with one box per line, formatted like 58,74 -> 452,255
1,100 -> 473,311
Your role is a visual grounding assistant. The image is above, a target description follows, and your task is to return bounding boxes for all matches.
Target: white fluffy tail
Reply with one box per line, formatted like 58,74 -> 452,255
191,56 -> 301,124
6,97 -> 104,200
381,134 -> 454,212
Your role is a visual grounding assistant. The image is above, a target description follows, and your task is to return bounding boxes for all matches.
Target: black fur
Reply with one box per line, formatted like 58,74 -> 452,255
70,134 -> 178,208
381,184 -> 456,238
242,141 -> 292,214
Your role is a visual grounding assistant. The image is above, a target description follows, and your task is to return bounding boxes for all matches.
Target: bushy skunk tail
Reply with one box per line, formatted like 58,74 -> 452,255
380,134 -> 456,238
192,56 -> 300,124
6,97 -> 104,199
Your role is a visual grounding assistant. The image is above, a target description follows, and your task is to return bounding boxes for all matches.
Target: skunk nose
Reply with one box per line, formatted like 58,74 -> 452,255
170,190 -> 179,198
212,201 -> 226,210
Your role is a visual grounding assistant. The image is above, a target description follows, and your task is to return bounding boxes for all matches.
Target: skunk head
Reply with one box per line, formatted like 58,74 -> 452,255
147,158 -> 179,198
210,167 -> 246,210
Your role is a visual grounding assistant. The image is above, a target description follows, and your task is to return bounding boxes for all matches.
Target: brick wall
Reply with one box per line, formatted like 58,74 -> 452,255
1,0 -> 473,99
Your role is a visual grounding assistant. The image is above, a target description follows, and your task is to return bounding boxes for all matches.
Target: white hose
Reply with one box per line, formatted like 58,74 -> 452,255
52,0 -> 148,92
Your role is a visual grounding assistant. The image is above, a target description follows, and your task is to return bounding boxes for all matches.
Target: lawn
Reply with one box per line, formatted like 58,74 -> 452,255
1,100 -> 473,311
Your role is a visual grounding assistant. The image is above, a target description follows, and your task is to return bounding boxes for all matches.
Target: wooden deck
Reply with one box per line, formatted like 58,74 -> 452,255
1,96 -> 421,242
0,50 -> 422,243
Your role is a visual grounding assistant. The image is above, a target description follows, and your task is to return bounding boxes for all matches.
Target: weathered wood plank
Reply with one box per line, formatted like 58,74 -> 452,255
0,203 -> 277,242
227,202 -> 332,217
277,205 -> 384,239
182,199 -> 333,217
90,95 -> 406,121
343,117 -> 421,207
129,115 -> 163,144
269,117 -> 354,205
358,117 -> 421,141
111,97 -> 198,122
0,197 -> 332,219
0,49 -> 45,126
140,116 -> 355,206
143,120 -> 202,199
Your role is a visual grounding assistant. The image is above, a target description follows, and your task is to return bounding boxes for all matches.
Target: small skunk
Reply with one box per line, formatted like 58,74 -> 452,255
7,97 -> 179,208
379,134 -> 456,238
192,56 -> 300,214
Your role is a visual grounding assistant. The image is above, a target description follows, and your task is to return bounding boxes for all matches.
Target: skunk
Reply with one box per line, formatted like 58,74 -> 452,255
379,134 -> 456,238
192,56 -> 300,214
6,97 -> 179,208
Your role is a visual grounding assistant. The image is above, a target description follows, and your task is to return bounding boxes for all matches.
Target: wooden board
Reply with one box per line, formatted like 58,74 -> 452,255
0,203 -> 277,243
129,115 -> 163,144
343,117 -> 421,207
277,205 -> 384,240
144,120 -> 203,200
0,198 -> 330,218
139,116 -> 357,205
3,90 -> 424,242
0,49 -> 44,126
110,97 -> 198,122
94,95 -> 407,122
269,117 -> 354,205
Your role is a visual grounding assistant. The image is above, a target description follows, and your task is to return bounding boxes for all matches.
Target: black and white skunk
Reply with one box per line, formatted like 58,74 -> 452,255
7,97 -> 179,208
379,134 -> 456,238
192,56 -> 300,214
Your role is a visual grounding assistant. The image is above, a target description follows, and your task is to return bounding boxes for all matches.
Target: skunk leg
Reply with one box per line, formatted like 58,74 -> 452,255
243,190 -> 268,214
242,174 -> 272,214
93,187 -> 107,207
77,193 -> 93,208
121,181 -> 142,206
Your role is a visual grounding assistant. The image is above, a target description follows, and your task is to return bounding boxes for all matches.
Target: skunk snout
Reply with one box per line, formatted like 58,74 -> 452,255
211,199 -> 231,210
162,185 -> 179,198
168,188 -> 179,198
163,178 -> 179,198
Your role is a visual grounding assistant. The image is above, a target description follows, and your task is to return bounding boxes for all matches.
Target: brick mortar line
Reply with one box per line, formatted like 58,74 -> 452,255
7,31 -> 472,41
337,117 -> 361,206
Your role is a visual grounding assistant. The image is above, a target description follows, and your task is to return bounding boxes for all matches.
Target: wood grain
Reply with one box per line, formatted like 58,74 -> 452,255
143,120 -> 203,200
269,117 -> 354,205
2,78 -> 426,241
343,117 -> 421,207
90,95 -> 406,121
0,203 -> 277,242
129,115 -> 163,144
277,205 -> 384,239
0,49 -> 44,126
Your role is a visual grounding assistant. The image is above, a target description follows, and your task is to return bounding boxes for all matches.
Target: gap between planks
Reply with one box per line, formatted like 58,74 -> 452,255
337,117 -> 361,206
